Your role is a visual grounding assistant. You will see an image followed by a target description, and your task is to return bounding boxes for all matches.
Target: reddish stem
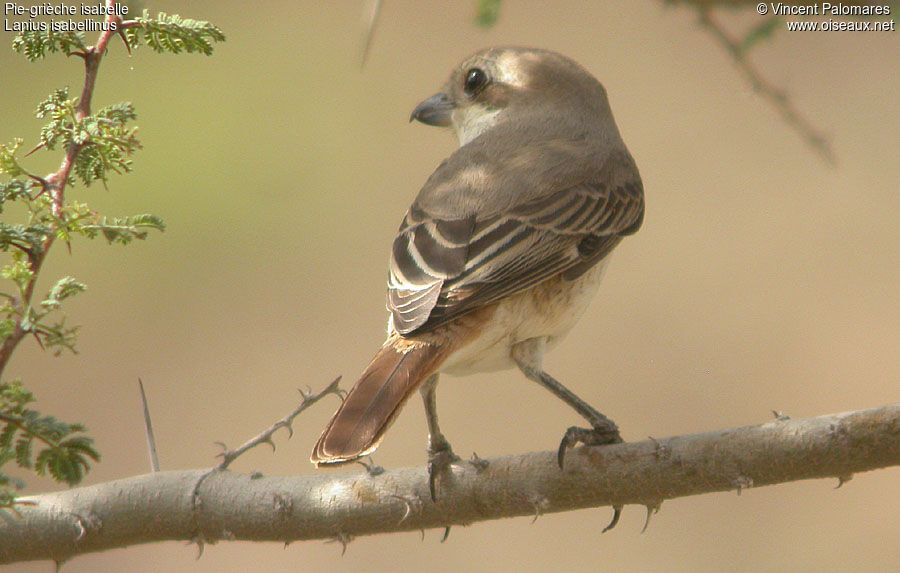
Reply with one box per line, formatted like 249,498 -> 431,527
0,1 -> 123,376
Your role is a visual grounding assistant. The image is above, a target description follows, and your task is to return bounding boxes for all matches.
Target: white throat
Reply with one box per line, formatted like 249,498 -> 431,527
454,106 -> 503,146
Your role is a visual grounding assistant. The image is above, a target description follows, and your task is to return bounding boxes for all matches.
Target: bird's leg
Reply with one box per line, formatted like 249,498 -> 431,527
420,373 -> 458,501
512,338 -> 622,469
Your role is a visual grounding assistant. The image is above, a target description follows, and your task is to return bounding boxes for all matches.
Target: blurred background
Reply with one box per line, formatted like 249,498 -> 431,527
1,1 -> 898,571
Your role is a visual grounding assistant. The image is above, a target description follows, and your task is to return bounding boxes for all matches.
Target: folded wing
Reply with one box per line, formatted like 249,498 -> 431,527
388,150 -> 644,335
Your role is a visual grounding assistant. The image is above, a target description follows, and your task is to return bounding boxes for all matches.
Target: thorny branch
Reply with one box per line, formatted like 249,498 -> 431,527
183,377 -> 344,553
214,376 -> 343,470
1,403 -> 898,564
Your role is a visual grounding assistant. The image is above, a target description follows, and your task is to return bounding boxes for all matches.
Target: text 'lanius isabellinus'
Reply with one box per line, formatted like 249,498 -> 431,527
312,47 -> 644,495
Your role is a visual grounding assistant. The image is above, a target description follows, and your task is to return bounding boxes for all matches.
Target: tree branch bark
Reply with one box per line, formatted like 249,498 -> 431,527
2,403 -> 898,564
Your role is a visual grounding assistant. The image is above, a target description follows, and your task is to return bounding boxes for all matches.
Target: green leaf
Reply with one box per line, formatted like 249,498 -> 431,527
0,381 -> 99,488
73,138 -> 137,185
0,139 -> 26,178
12,29 -> 87,61
0,420 -> 16,451
0,180 -> 33,213
35,435 -> 99,485
95,101 -> 138,125
0,317 -> 16,343
1,256 -> 34,291
124,10 -> 225,55
0,380 -> 35,409
41,276 -> 87,310
0,222 -> 50,254
14,435 -> 33,469
81,213 -> 165,244
64,101 -> 142,186
34,317 -> 80,356
741,17 -> 780,52
35,88 -> 76,151
475,0 -> 502,27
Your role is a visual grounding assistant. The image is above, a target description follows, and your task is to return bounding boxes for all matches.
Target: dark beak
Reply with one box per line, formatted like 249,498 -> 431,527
409,92 -> 454,126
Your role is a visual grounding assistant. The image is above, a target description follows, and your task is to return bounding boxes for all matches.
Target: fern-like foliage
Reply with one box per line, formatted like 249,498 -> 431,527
35,88 -> 76,151
124,10 -> 225,55
0,380 -> 100,511
33,91 -> 142,186
41,277 -> 87,311
0,139 -> 28,179
0,180 -> 33,211
3,6 -> 223,510
81,214 -> 166,245
0,380 -> 100,498
11,29 -> 87,61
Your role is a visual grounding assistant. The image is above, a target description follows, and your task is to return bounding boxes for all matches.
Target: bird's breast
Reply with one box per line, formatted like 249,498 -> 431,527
439,258 -> 610,376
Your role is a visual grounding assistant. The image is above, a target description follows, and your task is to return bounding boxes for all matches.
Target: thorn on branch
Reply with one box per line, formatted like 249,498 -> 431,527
441,526 -> 451,543
116,29 -> 131,55
359,0 -> 382,69
74,512 -> 102,542
189,536 -> 205,559
357,457 -> 384,476
530,494 -> 550,523
24,141 -> 46,157
327,532 -> 353,556
215,376 -> 342,470
835,474 -> 853,489
73,514 -> 88,541
390,494 -> 421,525
650,436 -> 671,460
829,421 -> 850,443
733,474 -> 754,495
26,172 -> 51,196
31,330 -> 45,350
189,467 -> 221,541
602,505 -> 623,533
772,410 -> 791,421
138,378 -> 160,472
469,451 -> 490,473
642,501 -> 662,533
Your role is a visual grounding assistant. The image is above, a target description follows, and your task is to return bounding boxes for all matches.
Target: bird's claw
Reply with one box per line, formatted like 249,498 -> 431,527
427,441 -> 459,502
557,423 -> 622,468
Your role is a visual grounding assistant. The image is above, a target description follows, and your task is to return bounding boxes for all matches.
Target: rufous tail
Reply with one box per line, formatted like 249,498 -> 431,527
311,340 -> 447,466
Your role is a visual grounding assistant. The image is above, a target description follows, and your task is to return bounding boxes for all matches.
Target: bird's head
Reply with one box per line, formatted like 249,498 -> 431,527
410,47 -> 611,146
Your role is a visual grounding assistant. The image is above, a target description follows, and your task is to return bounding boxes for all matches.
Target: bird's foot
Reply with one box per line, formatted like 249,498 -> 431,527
557,421 -> 622,468
427,436 -> 459,502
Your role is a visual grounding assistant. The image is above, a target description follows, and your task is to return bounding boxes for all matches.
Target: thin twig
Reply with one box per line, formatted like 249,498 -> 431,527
697,8 -> 836,164
188,377 -> 344,544
215,376 -> 343,469
138,378 -> 159,472
360,0 -> 382,69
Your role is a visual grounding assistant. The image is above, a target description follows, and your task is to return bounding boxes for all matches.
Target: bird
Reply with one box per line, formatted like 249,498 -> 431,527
311,47 -> 644,498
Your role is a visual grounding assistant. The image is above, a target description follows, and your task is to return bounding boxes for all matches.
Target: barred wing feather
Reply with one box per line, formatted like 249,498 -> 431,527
388,174 -> 643,335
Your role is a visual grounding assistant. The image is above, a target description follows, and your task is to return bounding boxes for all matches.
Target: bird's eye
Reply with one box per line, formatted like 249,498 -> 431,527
463,68 -> 489,96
